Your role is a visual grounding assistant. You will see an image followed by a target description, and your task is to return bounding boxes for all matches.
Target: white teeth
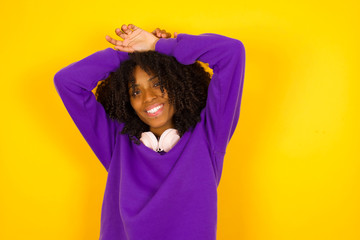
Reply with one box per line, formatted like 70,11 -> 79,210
147,104 -> 163,114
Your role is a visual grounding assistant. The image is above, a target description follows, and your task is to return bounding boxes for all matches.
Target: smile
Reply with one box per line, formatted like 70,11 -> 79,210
146,104 -> 164,117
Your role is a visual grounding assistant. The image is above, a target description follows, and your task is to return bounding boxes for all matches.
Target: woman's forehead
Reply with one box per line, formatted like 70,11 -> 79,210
128,66 -> 157,87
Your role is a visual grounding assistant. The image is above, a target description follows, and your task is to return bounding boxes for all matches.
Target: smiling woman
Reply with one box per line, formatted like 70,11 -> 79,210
53,24 -> 245,240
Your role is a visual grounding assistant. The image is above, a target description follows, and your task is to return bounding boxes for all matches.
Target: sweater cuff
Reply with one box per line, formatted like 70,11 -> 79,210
155,38 -> 177,56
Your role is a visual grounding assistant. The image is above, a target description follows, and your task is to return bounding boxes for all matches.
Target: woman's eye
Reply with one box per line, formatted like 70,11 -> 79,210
154,82 -> 160,87
132,90 -> 140,97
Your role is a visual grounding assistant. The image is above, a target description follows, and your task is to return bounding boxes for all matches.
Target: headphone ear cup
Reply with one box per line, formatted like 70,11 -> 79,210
158,128 -> 180,152
140,132 -> 159,151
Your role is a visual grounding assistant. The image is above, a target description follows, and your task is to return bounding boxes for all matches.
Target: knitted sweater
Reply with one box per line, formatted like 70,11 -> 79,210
54,33 -> 245,240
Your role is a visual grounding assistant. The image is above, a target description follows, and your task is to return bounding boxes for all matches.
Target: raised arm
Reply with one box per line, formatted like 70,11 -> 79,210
155,33 -> 246,154
54,24 -> 171,170
54,48 -> 129,170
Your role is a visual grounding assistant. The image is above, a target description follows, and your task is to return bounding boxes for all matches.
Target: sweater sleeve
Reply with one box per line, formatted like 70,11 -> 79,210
155,33 -> 246,154
53,48 -> 129,171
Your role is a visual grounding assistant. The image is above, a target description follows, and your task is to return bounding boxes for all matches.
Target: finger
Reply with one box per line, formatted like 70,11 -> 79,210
160,29 -> 166,37
115,28 -> 127,40
128,24 -> 139,31
105,35 -> 126,47
154,28 -> 161,37
174,32 -> 178,38
152,28 -> 160,37
105,35 -> 118,45
121,24 -> 132,35
161,31 -> 171,38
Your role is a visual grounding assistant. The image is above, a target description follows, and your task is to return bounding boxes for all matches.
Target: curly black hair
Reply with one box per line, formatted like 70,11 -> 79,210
95,50 -> 211,144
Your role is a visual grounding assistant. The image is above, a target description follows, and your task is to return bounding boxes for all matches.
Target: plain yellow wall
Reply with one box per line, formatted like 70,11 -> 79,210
1,0 -> 359,239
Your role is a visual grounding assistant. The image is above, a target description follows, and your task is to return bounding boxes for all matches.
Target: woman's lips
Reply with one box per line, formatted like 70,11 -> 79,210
145,103 -> 164,117
145,103 -> 163,112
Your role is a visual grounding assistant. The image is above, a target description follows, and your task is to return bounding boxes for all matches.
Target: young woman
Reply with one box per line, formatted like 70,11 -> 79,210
54,24 -> 245,240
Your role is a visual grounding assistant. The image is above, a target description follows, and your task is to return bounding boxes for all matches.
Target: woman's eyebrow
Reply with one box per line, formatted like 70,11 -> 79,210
148,75 -> 158,81
131,75 -> 159,87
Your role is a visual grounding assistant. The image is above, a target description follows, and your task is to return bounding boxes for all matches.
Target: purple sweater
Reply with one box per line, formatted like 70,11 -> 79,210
54,33 -> 245,240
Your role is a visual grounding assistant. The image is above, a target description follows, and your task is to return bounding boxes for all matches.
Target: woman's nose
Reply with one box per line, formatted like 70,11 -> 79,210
143,89 -> 157,102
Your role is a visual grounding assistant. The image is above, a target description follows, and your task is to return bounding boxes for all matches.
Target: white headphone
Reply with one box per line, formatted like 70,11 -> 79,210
140,128 -> 180,152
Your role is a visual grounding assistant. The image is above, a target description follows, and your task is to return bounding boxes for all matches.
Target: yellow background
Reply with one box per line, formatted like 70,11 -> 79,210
1,0 -> 359,239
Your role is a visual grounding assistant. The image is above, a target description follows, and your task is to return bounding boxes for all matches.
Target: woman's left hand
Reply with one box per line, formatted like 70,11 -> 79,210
152,28 -> 178,38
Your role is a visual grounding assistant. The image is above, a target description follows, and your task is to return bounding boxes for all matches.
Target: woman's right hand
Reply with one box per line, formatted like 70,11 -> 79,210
105,24 -> 160,52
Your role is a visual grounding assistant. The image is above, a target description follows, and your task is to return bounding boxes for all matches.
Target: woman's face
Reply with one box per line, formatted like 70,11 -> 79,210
129,66 -> 176,138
